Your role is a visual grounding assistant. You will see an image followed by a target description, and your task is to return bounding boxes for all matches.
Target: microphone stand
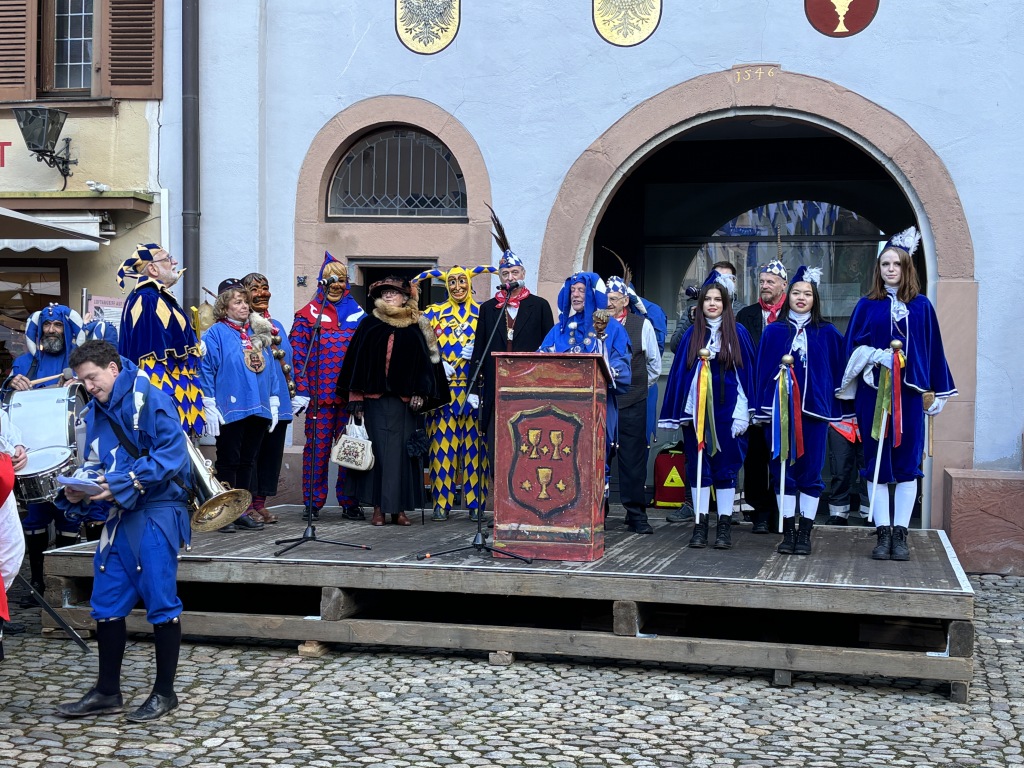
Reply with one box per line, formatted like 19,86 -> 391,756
275,282 -> 370,556
416,283 -> 531,564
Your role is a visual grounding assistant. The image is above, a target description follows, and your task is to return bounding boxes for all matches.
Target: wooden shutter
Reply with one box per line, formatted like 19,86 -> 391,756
95,0 -> 162,99
0,0 -> 36,101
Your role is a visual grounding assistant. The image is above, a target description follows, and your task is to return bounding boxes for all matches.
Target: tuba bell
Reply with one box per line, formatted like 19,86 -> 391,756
185,439 -> 252,532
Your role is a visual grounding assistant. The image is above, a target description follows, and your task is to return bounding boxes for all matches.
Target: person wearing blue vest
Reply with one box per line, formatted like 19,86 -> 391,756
55,340 -> 191,722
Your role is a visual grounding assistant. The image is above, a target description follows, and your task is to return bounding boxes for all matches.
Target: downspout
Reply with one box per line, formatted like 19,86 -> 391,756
181,0 -> 200,310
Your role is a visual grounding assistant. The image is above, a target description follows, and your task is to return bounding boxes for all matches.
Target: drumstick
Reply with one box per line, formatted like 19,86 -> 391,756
28,367 -> 73,387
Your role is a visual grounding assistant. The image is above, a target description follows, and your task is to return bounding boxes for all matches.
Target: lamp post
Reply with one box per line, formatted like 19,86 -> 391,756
11,107 -> 78,191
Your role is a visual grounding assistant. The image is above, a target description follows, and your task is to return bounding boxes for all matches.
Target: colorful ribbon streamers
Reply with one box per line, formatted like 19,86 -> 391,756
872,347 -> 907,446
771,362 -> 805,465
694,358 -> 719,455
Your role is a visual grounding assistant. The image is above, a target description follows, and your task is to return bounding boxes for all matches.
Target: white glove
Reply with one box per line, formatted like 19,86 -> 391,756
291,395 -> 310,416
198,339 -> 207,357
269,395 -> 280,432
870,348 -> 894,369
204,397 -> 224,438
442,360 -> 456,380
731,417 -> 749,438
461,342 -> 474,360
925,397 -> 946,416
467,393 -> 480,410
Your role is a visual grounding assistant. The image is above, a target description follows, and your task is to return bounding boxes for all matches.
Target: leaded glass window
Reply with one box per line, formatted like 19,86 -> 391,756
328,129 -> 467,218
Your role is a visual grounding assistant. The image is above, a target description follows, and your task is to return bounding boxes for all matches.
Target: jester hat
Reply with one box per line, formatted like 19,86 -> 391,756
555,271 -> 608,334
412,265 -> 499,307
24,303 -> 86,357
116,243 -> 164,291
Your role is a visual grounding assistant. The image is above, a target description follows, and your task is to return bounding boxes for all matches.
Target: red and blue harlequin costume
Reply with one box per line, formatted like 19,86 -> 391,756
290,253 -> 365,516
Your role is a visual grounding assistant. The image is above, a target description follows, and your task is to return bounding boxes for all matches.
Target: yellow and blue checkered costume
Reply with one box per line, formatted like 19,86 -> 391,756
414,265 -> 497,520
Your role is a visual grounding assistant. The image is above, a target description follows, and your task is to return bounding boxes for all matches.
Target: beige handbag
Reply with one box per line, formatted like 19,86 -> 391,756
331,419 -> 375,471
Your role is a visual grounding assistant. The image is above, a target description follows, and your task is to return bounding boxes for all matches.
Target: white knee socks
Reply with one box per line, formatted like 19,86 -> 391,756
894,481 -> 916,528
867,481 -> 890,527
799,492 -> 819,522
716,487 -> 736,519
781,494 -> 797,519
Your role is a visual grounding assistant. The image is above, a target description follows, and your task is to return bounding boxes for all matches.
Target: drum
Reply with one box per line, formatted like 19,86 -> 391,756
2,383 -> 88,503
14,446 -> 76,504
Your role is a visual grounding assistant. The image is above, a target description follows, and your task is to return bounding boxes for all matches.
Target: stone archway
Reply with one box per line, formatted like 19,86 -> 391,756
294,95 -> 494,309
539,67 -> 976,527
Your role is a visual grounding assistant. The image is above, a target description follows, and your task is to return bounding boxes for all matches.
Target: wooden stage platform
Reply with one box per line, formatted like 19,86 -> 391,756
41,508 -> 975,701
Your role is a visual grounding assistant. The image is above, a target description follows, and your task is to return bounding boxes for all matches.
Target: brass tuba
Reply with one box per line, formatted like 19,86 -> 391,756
185,439 -> 252,532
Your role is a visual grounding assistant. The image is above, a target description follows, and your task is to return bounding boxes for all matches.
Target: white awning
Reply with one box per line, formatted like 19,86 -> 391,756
0,209 -> 108,252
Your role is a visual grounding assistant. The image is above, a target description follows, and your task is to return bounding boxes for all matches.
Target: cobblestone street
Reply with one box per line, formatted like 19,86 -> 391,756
1,575 -> 1021,768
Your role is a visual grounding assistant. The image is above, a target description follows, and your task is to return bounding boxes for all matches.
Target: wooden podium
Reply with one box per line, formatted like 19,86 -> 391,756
491,352 -> 609,561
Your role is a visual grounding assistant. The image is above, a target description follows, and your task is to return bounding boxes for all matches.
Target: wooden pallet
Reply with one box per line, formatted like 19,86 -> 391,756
41,508 -> 975,701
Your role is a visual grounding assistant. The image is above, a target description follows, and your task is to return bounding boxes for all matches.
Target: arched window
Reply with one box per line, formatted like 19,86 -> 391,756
327,128 -> 467,218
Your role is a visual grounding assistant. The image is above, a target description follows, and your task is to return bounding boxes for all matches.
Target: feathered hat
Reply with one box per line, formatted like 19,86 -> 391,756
486,204 -> 523,269
881,226 -> 920,258
116,242 -> 163,291
603,247 -> 647,315
701,269 -> 737,298
789,265 -> 823,286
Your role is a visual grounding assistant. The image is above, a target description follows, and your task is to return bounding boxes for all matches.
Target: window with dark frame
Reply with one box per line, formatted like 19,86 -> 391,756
38,0 -> 94,96
328,128 -> 468,219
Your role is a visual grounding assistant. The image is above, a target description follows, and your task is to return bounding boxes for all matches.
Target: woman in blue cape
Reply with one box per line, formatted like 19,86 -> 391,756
754,266 -> 844,556
659,271 -> 755,550
838,227 -> 956,562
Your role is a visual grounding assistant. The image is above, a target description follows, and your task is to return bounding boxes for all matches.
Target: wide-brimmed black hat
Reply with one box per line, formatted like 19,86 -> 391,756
368,276 -> 412,300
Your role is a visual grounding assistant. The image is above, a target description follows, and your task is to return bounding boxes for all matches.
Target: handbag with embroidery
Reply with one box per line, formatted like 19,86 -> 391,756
331,419 -> 375,471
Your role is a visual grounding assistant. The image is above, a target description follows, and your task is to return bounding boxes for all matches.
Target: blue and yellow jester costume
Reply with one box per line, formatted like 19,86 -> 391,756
414,264 -> 497,521
290,252 -> 366,516
116,244 -> 205,437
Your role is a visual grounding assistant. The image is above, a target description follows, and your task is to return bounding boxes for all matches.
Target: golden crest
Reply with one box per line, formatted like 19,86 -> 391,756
396,0 -> 460,55
593,0 -> 661,47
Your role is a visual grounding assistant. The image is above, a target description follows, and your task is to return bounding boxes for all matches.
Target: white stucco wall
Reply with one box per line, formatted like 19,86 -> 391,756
158,1 -> 1024,467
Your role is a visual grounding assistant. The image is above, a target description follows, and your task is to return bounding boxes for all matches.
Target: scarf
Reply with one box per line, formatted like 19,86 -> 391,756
495,286 -> 531,309
885,286 -> 909,324
789,311 -> 811,362
759,294 -> 786,324
220,317 -> 253,351
705,316 -> 723,358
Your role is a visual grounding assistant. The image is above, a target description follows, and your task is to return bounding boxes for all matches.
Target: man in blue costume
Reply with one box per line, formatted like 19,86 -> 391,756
83,306 -> 118,345
5,305 -> 98,602
117,243 -> 205,437
540,272 -> 632,514
55,340 -> 191,722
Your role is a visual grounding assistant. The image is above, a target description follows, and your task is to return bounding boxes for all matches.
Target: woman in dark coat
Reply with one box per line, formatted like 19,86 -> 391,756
336,277 -> 450,526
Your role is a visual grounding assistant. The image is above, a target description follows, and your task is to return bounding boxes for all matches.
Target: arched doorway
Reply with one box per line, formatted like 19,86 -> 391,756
540,68 -> 976,527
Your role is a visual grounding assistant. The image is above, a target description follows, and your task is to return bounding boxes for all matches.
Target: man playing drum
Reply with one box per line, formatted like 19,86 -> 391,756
3,305 -> 102,603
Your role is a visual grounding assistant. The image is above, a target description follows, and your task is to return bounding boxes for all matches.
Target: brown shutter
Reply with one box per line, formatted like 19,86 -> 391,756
96,0 -> 162,99
0,0 -> 36,102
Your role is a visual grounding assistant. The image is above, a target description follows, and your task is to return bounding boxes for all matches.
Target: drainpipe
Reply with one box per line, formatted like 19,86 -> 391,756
181,0 -> 200,310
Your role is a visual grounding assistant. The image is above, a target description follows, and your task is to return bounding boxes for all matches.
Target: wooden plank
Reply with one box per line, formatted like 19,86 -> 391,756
948,620 -> 975,657
45,607 -> 972,683
320,588 -> 359,621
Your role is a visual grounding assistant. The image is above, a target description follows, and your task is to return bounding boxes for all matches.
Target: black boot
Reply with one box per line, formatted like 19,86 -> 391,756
626,511 -> 654,535
777,516 -> 796,555
688,517 -> 709,548
713,514 -> 733,549
751,510 -> 771,534
871,525 -> 892,560
793,516 -> 814,555
891,525 -> 910,561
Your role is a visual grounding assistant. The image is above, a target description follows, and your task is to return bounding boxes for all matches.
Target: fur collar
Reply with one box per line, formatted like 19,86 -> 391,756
248,312 -> 274,352
372,300 -> 440,363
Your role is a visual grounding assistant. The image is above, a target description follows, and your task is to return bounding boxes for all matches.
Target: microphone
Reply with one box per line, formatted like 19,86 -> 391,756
318,275 -> 340,287
502,280 -> 523,292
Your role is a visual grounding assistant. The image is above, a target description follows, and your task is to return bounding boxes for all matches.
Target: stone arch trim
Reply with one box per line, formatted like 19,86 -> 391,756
294,95 -> 493,305
539,68 -> 976,525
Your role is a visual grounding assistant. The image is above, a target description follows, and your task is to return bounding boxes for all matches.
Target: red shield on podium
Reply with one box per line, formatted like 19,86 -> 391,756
507,406 -> 583,520
805,0 -> 879,38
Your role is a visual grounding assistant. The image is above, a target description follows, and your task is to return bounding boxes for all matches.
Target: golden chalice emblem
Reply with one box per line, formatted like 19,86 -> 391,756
537,467 -> 553,500
549,430 -> 564,460
527,429 -> 542,459
831,0 -> 853,33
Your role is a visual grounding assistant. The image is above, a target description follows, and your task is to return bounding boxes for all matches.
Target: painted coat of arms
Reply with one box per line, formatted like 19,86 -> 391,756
805,0 -> 879,38
593,0 -> 661,47
396,0 -> 460,55
507,406 -> 583,519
